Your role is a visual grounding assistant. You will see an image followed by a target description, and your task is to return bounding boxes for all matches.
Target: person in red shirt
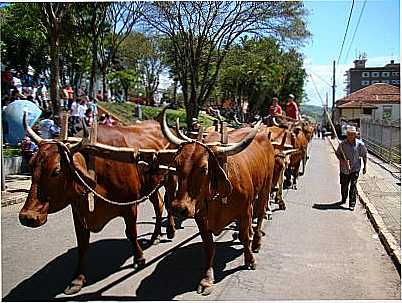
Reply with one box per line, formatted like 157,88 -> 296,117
285,94 -> 300,120
268,97 -> 282,116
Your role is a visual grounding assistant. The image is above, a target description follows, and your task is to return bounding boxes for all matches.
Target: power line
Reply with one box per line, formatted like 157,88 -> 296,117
310,70 -> 332,88
337,0 -> 355,65
343,0 -> 368,63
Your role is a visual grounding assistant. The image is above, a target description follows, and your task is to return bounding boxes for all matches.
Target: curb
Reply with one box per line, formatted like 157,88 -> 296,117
357,183 -> 401,274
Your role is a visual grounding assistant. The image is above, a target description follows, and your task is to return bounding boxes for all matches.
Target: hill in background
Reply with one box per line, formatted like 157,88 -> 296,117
300,104 -> 323,122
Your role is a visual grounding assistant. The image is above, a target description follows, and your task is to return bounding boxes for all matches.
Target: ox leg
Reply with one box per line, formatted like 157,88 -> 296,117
149,191 -> 163,245
239,212 -> 256,270
164,174 -> 177,239
64,210 -> 90,295
276,168 -> 286,210
195,215 -> 215,295
124,205 -> 146,270
252,193 -> 268,253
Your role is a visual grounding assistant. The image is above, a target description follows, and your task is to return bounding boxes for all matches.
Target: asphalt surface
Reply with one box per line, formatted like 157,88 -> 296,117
1,137 -> 400,301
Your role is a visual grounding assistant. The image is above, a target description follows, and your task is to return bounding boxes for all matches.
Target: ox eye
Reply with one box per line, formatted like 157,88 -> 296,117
200,167 -> 208,175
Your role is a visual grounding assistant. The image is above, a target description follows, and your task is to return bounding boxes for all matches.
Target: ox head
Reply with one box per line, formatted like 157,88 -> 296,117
19,113 -> 93,228
160,107 -> 260,218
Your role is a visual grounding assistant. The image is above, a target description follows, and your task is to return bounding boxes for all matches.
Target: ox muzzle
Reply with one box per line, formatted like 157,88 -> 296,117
19,203 -> 49,228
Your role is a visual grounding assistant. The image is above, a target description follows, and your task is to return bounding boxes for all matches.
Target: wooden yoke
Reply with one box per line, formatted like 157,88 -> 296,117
87,115 -> 97,212
220,122 -> 228,204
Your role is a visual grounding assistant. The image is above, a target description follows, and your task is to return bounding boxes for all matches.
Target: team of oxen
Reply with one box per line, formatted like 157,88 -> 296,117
19,108 -> 315,295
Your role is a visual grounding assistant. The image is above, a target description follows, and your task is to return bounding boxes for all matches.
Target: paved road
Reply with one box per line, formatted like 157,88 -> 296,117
2,138 -> 400,301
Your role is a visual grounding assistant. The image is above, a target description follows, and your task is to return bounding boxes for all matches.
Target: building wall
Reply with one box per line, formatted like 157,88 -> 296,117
372,103 -> 400,121
339,108 -> 372,121
348,68 -> 400,94
345,60 -> 400,95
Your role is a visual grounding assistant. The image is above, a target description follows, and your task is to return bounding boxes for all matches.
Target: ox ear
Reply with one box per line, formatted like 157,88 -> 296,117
71,153 -> 97,193
208,156 -> 233,199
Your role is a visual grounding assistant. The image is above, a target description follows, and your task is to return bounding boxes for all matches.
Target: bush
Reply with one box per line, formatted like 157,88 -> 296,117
3,147 -> 21,158
98,102 -> 215,128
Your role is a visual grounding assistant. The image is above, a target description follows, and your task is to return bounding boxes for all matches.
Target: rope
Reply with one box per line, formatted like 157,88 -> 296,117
58,141 -> 177,206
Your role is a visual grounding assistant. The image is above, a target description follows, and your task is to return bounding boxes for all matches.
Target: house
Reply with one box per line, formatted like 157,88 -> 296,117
334,83 -> 400,125
344,58 -> 400,95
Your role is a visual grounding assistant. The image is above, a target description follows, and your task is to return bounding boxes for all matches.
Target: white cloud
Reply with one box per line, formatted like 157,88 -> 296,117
303,55 -> 400,107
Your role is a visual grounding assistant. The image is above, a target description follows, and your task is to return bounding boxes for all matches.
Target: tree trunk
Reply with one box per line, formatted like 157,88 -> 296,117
101,66 -> 107,101
49,25 -> 60,116
185,94 -> 198,131
89,38 -> 97,99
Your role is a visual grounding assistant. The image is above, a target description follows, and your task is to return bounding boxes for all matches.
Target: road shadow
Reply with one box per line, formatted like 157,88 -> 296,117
3,239 -> 133,302
51,239 -> 244,301
312,201 -> 350,211
135,240 -> 244,300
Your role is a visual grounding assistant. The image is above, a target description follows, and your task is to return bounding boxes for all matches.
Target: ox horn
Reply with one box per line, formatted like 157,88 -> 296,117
272,117 -> 280,127
215,120 -> 262,156
160,106 -> 185,146
23,111 -> 44,144
175,117 -> 192,141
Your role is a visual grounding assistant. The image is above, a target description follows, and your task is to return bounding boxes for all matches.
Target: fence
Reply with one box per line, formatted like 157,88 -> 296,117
360,118 -> 401,166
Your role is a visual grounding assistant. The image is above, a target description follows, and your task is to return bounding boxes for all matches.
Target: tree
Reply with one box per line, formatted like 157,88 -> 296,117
98,2 -> 143,99
217,37 -> 307,119
36,3 -> 70,116
144,2 -> 310,128
74,3 -> 109,98
0,4 -> 48,79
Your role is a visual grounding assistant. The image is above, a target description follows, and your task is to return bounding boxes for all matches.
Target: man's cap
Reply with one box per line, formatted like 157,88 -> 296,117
289,94 -> 295,99
346,125 -> 357,133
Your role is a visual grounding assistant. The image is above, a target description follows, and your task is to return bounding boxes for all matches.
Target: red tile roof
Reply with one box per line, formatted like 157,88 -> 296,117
337,101 -> 377,109
336,83 -> 400,107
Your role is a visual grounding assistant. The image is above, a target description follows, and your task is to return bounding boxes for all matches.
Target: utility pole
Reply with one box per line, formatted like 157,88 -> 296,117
332,60 -> 336,124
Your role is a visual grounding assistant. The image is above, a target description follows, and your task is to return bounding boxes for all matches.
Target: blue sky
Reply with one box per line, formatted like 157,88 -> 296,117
302,0 -> 400,107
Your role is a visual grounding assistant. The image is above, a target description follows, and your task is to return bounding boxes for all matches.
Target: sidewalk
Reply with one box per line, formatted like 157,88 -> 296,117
1,174 -> 31,207
329,138 -> 401,270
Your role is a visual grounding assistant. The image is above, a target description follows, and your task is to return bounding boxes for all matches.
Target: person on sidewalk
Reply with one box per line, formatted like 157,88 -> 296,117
335,126 -> 367,211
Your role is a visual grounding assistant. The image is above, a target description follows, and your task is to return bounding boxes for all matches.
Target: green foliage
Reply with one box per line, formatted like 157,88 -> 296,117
0,3 -> 47,74
217,36 -> 307,116
300,104 -> 323,122
3,147 -> 21,158
98,102 -> 214,127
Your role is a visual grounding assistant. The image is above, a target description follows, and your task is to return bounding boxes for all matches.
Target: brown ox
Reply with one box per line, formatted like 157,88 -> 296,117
160,109 -> 275,295
19,118 -> 176,295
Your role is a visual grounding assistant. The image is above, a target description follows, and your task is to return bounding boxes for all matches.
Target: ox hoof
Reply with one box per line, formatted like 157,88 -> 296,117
232,232 -> 239,241
197,279 -> 214,296
151,235 -> 161,245
166,226 -> 176,239
266,213 -> 272,220
252,244 -> 261,253
64,275 -> 86,295
278,204 -> 286,210
133,257 -> 146,271
246,262 -> 256,270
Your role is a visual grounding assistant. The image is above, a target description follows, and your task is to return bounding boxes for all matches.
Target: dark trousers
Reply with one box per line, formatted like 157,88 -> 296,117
340,171 -> 359,207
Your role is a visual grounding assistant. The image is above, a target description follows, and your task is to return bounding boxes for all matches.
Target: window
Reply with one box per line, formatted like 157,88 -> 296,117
363,108 -> 372,115
371,71 -> 380,77
361,80 -> 370,86
383,106 -> 392,120
362,72 -> 370,77
391,80 -> 399,84
382,71 -> 390,77
381,80 -> 390,84
371,80 -> 379,84
392,72 -> 400,76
